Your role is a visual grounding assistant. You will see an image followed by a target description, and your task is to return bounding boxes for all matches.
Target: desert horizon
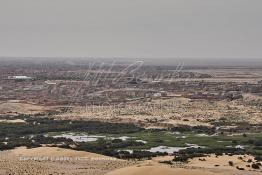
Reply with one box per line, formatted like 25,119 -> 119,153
0,0 -> 262,174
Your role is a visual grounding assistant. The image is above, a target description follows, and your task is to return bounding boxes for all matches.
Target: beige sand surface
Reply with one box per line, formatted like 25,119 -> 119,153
1,148 -> 262,175
0,147 -> 136,175
0,119 -> 26,123
0,100 -> 59,115
11,146 -> 110,158
105,154 -> 262,175
105,164 -> 222,175
0,101 -> 57,115
189,154 -> 262,174
56,97 -> 262,127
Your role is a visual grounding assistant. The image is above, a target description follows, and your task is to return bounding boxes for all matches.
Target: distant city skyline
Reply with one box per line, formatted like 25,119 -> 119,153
0,0 -> 262,58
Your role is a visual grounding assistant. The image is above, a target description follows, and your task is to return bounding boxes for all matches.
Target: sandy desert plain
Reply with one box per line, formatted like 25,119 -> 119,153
0,60 -> 262,174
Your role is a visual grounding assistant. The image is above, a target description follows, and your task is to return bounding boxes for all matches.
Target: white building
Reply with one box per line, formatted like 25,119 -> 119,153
7,76 -> 33,80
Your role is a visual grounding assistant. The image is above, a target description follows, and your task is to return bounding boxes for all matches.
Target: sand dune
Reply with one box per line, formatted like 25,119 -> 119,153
106,154 -> 262,175
189,154 -> 262,173
0,147 -> 134,175
105,165 -> 222,175
2,147 -> 262,175
11,146 -> 110,158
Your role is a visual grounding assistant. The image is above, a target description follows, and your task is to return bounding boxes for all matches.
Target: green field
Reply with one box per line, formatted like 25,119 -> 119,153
1,115 -> 262,159
50,130 -> 262,154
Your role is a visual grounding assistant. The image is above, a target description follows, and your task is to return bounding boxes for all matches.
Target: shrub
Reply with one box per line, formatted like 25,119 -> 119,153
251,163 -> 260,169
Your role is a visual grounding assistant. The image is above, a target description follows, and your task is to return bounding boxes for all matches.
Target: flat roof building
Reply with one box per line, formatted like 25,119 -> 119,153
7,76 -> 33,80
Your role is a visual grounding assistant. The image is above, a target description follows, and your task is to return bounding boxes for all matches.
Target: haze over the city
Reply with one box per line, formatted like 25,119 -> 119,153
0,0 -> 262,58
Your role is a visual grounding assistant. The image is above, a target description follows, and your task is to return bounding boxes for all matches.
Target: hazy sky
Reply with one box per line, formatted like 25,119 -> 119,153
0,0 -> 261,58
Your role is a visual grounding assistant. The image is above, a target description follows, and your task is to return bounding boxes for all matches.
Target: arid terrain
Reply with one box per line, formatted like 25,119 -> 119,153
0,59 -> 261,174
0,147 -> 135,175
1,147 -> 261,175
